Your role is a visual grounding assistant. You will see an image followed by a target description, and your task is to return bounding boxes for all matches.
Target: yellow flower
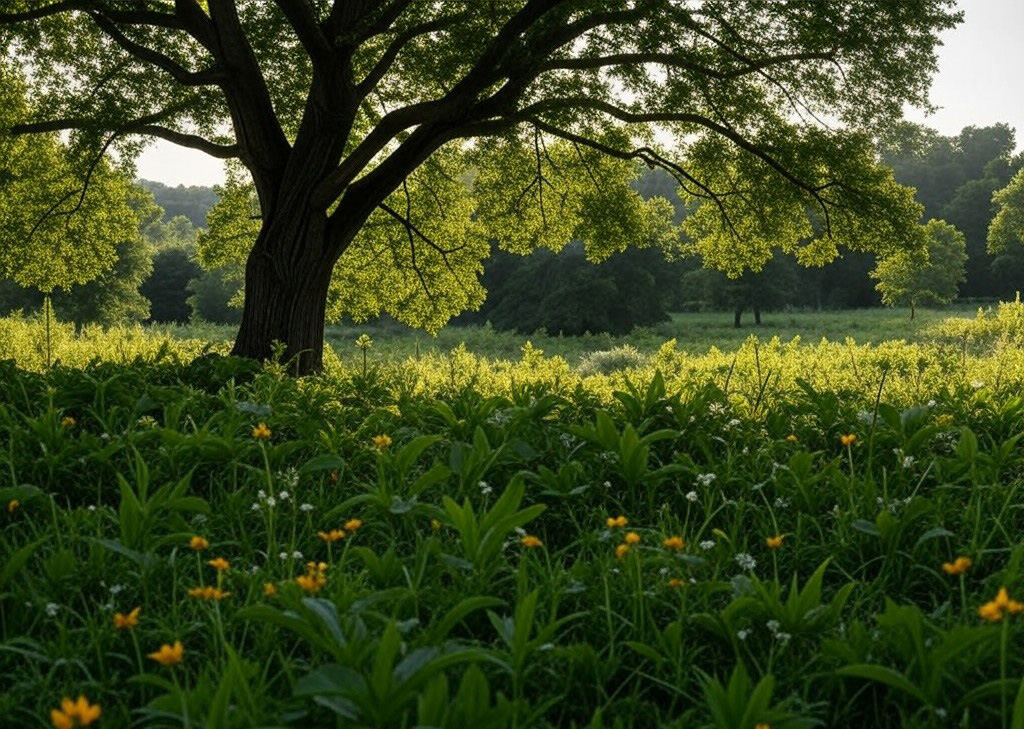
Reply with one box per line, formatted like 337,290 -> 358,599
187,586 -> 230,600
840,433 -> 857,447
979,600 -> 1004,623
297,562 -> 328,592
667,578 -> 685,588
786,434 -> 798,443
113,607 -> 140,630
521,535 -> 543,548
251,423 -> 272,440
606,515 -> 628,528
935,413 -> 954,427
941,556 -> 972,575
662,536 -> 685,550
263,582 -> 278,597
765,534 -> 784,549
624,532 -> 641,545
189,535 -> 209,551
372,433 -> 392,449
317,529 -> 346,542
615,544 -> 631,559
60,416 -> 76,429
207,557 -> 230,571
7,499 -> 19,513
149,640 -> 184,666
978,587 -> 1024,622
344,518 -> 363,532
355,333 -> 373,351
754,724 -> 773,729
430,519 -> 442,532
995,586 -> 1024,613
50,695 -> 101,728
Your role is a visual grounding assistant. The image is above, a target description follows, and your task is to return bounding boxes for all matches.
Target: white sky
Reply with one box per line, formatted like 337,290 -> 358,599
135,0 -> 1024,187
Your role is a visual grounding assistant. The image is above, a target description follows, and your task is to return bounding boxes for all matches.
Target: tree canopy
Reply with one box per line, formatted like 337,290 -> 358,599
872,218 -> 967,319
0,0 -> 960,371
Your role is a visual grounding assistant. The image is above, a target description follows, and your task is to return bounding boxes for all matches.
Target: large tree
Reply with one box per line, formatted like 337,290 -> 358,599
1,1 -> 957,372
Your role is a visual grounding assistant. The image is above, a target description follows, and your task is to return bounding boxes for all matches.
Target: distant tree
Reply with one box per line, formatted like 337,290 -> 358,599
682,252 -> 797,326
143,214 -> 198,249
187,264 -> 244,325
988,168 -> 1024,296
138,180 -> 218,229
141,247 -> 203,323
872,219 -> 966,319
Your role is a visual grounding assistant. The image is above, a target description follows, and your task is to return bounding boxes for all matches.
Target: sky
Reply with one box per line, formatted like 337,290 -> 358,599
135,0 -> 1024,188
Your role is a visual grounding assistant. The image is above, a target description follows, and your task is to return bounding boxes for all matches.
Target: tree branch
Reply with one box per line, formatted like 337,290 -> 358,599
273,0 -> 332,61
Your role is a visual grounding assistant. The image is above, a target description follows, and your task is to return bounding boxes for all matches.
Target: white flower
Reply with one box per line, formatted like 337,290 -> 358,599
725,418 -> 741,429
736,629 -> 750,640
299,503 -> 314,512
45,602 -> 60,617
249,565 -> 260,574
902,456 -> 915,468
735,552 -> 756,570
478,481 -> 493,496
87,505 -> 97,512
265,496 -> 277,507
766,620 -> 780,633
971,380 -> 984,389
603,481 -> 612,489
278,490 -> 290,501
257,489 -> 266,500
251,503 -> 261,511
773,497 -> 789,509
699,540 -> 715,550
658,567 -> 670,576
279,552 -> 289,560
686,491 -> 699,503
775,631 -> 792,644
927,400 -> 937,408
539,642 -> 555,651
291,550 -> 303,560
109,584 -> 125,595
514,527 -> 526,536
709,403 -> 726,416
696,473 -> 716,487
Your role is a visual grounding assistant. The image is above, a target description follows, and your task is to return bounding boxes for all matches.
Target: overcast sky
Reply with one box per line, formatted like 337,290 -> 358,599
135,0 -> 1024,188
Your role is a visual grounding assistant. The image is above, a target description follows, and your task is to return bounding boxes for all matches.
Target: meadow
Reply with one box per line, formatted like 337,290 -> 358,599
3,302 -> 1024,728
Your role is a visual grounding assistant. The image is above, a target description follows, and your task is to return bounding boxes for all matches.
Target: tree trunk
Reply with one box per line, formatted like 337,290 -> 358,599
909,301 -> 916,320
734,308 -> 742,328
754,307 -> 762,325
231,209 -> 339,375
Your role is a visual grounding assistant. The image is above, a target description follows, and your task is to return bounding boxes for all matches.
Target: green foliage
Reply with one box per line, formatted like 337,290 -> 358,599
141,247 -> 203,324
873,219 -> 968,317
988,168 -> 1024,295
138,179 -> 218,230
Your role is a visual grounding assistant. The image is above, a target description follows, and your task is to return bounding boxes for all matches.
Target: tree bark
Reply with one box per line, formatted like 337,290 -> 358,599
754,307 -> 762,325
734,308 -> 743,328
910,301 -> 916,320
231,208 -> 339,375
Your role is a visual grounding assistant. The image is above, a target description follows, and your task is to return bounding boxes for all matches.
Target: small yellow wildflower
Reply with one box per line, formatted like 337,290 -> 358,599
7,499 -> 19,513
251,423 -> 272,440
50,695 -> 101,728
840,433 -> 857,447
663,536 -> 685,550
372,434 -> 392,449
978,587 -> 1024,622
624,532 -> 641,545
297,561 -> 328,593
667,578 -> 685,588
263,582 -> 278,597
786,434 -> 798,443
935,413 -> 954,427
606,515 -> 628,528
521,535 -> 543,548
60,416 -> 76,429
941,556 -> 972,575
149,640 -> 184,665
113,607 -> 140,630
317,529 -> 346,543
344,518 -> 363,532
329,469 -> 339,483
355,333 -> 373,351
615,544 -> 631,559
189,535 -> 209,550
765,534 -> 784,549
187,586 -> 231,600
430,519 -> 442,532
207,557 -> 230,571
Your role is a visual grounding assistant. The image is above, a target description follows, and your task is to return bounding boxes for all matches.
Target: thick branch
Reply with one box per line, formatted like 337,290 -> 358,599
273,0 -> 332,61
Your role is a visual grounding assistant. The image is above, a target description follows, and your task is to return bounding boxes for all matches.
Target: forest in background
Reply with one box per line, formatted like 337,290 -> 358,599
1,122 -> 1021,335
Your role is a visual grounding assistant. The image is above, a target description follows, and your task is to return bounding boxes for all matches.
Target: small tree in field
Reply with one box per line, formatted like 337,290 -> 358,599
1,1 -> 959,372
873,219 -> 967,320
988,168 -> 1024,295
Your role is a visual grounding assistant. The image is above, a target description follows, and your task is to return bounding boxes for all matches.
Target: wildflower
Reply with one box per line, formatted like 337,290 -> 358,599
45,602 -> 60,617
615,544 -> 631,559
606,515 -> 628,528
187,586 -> 230,600
355,333 -> 373,350
699,540 -> 715,551
137,415 -> 157,428
329,469 -> 339,483
667,578 -> 685,588
61,416 -> 76,429
299,503 -> 314,512
521,535 -> 543,549
735,553 -> 757,570
765,534 -> 784,549
624,532 -> 641,545
113,607 -> 140,630
263,582 -> 277,597
189,535 -> 209,550
978,587 -> 1024,622
696,473 -> 716,487
478,480 -> 492,495
737,629 -> 750,640
344,518 -> 363,532
941,556 -> 972,575
372,433 -> 392,449
50,696 -> 101,728
317,529 -> 346,543
251,422 -> 272,440
149,640 -> 184,666
7,499 -> 19,513
662,536 -> 685,550
840,433 -> 856,446
297,561 -> 328,592
786,434 -> 798,442
207,557 -> 230,571
686,491 -> 698,502
431,519 -> 442,531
